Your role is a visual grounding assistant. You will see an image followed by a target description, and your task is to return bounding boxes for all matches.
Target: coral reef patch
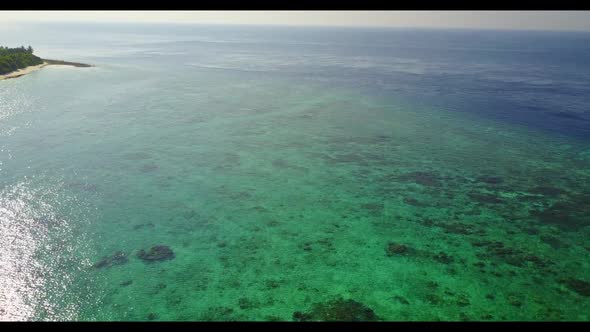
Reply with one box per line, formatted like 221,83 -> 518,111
137,245 -> 175,262
292,298 -> 381,321
397,171 -> 442,187
92,251 -> 129,269
561,278 -> 590,297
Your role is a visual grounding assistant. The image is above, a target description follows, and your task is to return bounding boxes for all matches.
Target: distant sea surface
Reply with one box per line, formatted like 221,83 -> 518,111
1,23 -> 589,321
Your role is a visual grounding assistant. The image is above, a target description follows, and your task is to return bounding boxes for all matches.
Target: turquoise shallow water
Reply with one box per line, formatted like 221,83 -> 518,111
1,23 -> 590,321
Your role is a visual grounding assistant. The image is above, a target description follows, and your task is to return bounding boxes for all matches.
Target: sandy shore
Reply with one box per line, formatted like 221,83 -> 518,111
0,62 -> 49,81
0,60 -> 92,81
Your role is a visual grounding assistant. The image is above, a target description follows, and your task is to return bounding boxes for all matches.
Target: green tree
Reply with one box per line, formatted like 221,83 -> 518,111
0,45 -> 43,75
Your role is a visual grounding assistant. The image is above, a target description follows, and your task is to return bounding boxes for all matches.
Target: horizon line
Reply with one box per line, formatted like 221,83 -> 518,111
6,19 -> 590,33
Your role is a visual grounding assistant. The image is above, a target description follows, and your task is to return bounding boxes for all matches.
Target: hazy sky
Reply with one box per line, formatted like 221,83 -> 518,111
1,11 -> 590,31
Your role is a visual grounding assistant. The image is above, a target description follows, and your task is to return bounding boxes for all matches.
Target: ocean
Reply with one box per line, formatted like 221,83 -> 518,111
0,22 -> 589,321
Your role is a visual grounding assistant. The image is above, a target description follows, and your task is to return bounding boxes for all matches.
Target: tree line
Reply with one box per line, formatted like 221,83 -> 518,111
0,46 -> 43,75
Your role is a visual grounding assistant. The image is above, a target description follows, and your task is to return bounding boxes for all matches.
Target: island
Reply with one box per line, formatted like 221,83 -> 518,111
0,45 -> 92,81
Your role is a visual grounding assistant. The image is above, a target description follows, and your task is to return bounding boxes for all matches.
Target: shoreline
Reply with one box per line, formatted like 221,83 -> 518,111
0,63 -> 48,81
0,59 -> 92,81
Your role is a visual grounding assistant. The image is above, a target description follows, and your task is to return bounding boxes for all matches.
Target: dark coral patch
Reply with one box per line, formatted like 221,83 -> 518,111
133,223 -> 155,230
250,206 -> 268,213
540,235 -> 568,249
301,242 -> 313,251
529,186 -> 565,197
92,251 -> 129,269
471,240 -> 552,269
438,222 -> 481,235
473,261 -> 486,268
137,245 -> 175,262
386,242 -> 409,256
433,251 -> 454,264
397,171 -> 441,187
424,293 -> 442,305
201,306 -> 235,320
523,227 -> 540,235
530,197 -> 590,231
292,311 -> 313,321
265,280 -> 281,290
392,295 -> 410,305
292,298 -> 381,321
238,297 -> 257,310
522,254 -> 550,268
506,293 -> 524,307
562,278 -> 590,297
456,294 -> 471,307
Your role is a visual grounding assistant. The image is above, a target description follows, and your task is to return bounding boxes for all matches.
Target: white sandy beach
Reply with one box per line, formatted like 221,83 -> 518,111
0,62 -> 48,81
1,60 -> 93,81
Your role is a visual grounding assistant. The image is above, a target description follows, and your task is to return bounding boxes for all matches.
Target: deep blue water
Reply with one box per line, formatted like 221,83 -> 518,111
4,23 -> 590,140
